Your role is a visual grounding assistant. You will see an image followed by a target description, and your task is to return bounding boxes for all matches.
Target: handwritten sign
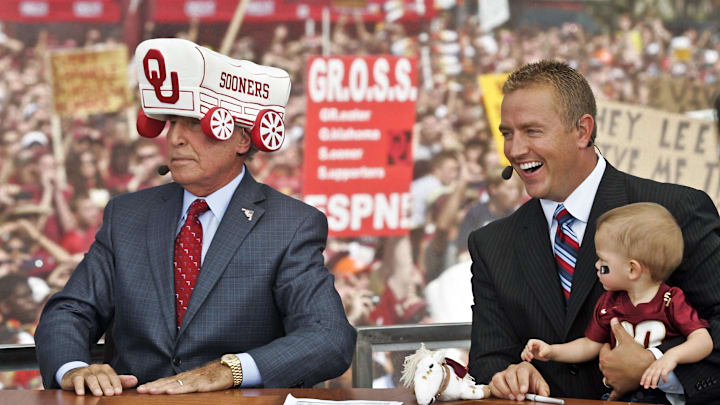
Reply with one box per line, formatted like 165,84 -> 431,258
50,45 -> 130,116
595,101 -> 720,206
647,76 -> 720,113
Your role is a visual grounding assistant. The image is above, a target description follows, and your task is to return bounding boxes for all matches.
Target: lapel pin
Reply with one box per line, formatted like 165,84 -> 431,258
241,208 -> 254,221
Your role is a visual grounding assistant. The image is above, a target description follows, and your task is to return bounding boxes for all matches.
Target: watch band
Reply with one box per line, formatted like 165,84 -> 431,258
221,354 -> 243,387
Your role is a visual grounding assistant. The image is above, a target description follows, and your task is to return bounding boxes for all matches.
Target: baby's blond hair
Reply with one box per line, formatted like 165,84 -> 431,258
596,202 -> 683,282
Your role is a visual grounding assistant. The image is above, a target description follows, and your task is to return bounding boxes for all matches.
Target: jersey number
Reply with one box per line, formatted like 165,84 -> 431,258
620,320 -> 666,348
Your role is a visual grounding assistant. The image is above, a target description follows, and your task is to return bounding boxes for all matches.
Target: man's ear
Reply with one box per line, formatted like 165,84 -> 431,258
575,114 -> 594,148
235,128 -> 252,155
628,259 -> 643,280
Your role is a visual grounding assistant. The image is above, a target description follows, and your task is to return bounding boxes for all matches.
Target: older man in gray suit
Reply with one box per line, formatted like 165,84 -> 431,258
35,39 -> 356,396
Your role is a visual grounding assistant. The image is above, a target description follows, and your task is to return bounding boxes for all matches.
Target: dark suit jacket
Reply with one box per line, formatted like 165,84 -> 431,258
468,163 -> 720,403
36,171 -> 356,388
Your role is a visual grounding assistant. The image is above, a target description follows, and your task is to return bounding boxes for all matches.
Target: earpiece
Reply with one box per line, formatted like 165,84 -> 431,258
501,166 -> 513,180
157,165 -> 170,175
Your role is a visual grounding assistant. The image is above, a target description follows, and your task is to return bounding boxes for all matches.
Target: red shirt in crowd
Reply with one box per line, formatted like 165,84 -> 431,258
60,226 -> 98,255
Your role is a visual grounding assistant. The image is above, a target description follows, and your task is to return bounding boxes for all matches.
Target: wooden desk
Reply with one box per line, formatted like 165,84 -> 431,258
0,389 -> 643,405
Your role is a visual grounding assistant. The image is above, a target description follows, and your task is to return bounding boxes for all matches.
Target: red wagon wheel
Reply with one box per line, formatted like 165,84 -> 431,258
201,107 -> 235,140
250,109 -> 285,152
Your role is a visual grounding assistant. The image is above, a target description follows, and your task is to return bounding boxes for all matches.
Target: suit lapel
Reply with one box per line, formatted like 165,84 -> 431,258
564,164 -> 628,336
147,183 -> 185,339
178,171 -> 266,338
519,200 -> 566,337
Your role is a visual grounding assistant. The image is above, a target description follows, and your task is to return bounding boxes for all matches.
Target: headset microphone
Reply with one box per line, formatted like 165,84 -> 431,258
501,165 -> 513,180
157,165 -> 170,175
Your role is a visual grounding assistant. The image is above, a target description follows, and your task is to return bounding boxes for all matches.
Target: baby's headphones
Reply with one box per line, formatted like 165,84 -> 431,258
135,38 -> 291,153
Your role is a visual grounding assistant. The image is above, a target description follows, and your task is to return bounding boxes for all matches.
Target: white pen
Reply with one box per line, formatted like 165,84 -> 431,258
525,393 -> 565,404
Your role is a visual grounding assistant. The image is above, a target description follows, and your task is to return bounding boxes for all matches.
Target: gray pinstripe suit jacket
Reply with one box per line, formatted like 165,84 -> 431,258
468,164 -> 720,403
36,171 -> 356,388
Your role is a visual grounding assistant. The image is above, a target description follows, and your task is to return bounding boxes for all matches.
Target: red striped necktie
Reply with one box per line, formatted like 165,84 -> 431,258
554,204 -> 579,303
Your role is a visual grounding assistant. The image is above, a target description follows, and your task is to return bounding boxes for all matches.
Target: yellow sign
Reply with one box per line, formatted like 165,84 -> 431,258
50,45 -> 130,117
595,101 -> 720,206
478,73 -> 510,165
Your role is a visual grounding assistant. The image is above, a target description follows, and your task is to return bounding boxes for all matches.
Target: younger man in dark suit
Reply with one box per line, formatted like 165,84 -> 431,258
468,60 -> 720,404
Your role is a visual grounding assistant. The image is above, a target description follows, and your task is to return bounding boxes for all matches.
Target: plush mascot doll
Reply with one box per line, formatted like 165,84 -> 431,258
401,344 -> 491,405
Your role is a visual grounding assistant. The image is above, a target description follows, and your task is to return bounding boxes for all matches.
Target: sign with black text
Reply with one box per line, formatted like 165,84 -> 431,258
595,101 -> 720,206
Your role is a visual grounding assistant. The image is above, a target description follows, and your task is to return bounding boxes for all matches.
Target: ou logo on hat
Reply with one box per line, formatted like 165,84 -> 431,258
143,49 -> 179,104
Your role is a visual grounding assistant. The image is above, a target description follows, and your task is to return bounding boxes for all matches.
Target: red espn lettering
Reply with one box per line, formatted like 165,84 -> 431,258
219,72 -> 269,99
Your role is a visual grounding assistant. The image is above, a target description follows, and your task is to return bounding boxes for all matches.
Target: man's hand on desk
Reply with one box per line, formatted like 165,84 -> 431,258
136,360 -> 234,394
489,361 -> 550,401
61,364 -> 138,396
598,318 -> 655,400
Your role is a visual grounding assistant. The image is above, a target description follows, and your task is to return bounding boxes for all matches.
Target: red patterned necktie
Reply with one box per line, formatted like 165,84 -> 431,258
174,199 -> 209,327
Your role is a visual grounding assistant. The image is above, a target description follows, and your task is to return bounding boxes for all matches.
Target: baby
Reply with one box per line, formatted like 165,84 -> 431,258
522,202 -> 712,400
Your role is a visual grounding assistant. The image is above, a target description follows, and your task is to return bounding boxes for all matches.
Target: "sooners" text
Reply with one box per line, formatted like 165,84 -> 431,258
219,72 -> 269,99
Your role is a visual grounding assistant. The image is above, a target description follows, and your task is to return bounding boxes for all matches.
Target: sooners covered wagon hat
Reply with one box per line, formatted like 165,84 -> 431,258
135,38 -> 291,152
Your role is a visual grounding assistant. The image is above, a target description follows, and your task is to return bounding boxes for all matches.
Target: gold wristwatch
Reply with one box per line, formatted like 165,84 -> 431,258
220,354 -> 243,387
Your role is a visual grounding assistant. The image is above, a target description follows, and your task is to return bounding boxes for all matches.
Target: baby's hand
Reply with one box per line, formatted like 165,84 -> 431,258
641,356 -> 678,389
521,339 -> 552,362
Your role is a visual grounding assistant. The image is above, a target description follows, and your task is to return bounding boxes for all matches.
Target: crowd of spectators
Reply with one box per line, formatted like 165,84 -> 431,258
1,5 -> 719,389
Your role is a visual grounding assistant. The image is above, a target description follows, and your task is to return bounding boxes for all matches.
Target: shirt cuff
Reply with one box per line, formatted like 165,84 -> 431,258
56,361 -> 90,386
647,348 -> 685,394
59,356 -> 263,388
235,353 -> 262,387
